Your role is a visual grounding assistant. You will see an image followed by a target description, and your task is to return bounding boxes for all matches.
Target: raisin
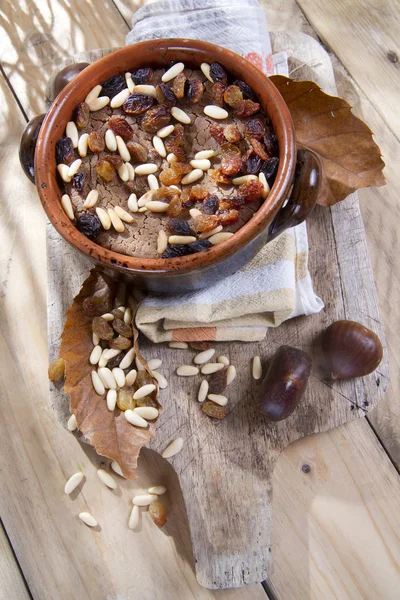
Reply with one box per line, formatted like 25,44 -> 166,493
149,501 -> 167,528
221,155 -> 241,176
263,133 -> 278,157
172,72 -> 186,99
210,62 -> 228,85
167,218 -> 191,235
187,239 -> 213,254
220,143 -> 241,158
203,196 -> 219,214
74,102 -> 90,129
166,195 -> 183,217
238,179 -> 264,202
107,352 -> 124,369
171,162 -> 191,176
152,187 -> 179,202
193,214 -> 220,233
101,75 -> 126,98
223,85 -> 243,108
190,184 -> 208,202
125,142 -> 146,163
116,387 -> 136,411
73,172 -> 86,192
209,168 -> 232,184
141,105 -> 171,133
161,244 -> 191,258
232,79 -> 257,101
48,358 -> 65,382
262,157 -> 279,180
218,199 -> 232,211
123,93 -> 154,115
245,118 -> 265,139
202,401 -> 226,419
229,195 -> 246,209
159,168 -> 180,186
102,154 -> 124,168
56,136 -> 74,164
92,316 -> 114,340
208,368 -> 227,394
250,138 -> 269,160
82,296 -> 112,317
131,68 -> 153,84
136,395 -> 158,408
224,124 -> 241,143
109,336 -> 132,350
111,308 -> 125,319
112,318 -> 133,338
180,189 -> 193,208
245,152 -> 263,174
234,99 -> 260,117
96,159 -> 116,182
108,117 -> 133,142
76,214 -> 103,239
209,123 -> 225,145
189,341 -> 212,350
135,371 -> 154,387
187,80 -> 204,104
164,123 -> 185,156
155,83 -> 176,107
88,131 -> 104,153
217,209 -> 240,225
211,82 -> 226,107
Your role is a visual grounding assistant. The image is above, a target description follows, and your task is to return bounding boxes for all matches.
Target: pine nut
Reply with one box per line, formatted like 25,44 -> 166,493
152,370 -> 168,389
111,461 -> 124,477
194,348 -> 216,364
108,208 -> 125,233
168,235 -> 196,244
68,158 -> 82,178
195,149 -> 215,159
208,232 -> 234,245
226,365 -> 237,385
157,124 -> 174,138
169,342 -> 188,349
66,121 -> 79,147
83,189 -> 99,209
61,194 -> 74,220
92,332 -> 100,346
98,367 -> 117,390
252,355 -> 262,380
98,348 -> 109,368
171,106 -> 191,124
152,135 -> 166,157
232,174 -> 258,185
135,356 -> 145,372
112,368 -> 126,387
101,313 -> 114,321
78,133 -> 89,157
124,307 -> 132,324
125,72 -> 135,93
133,384 -> 156,400
119,347 -> 135,369
162,437 -> 184,458
204,105 -> 228,119
85,84 -> 102,104
107,389 -> 117,411
126,162 -> 135,181
132,493 -> 158,506
138,191 -> 154,207
118,163 -> 129,182
129,504 -> 140,529
198,379 -> 209,402
148,485 -> 167,495
258,172 -> 270,199
148,174 -> 159,190
201,363 -> 225,375
125,410 -> 148,428
190,159 -> 211,171
64,472 -> 84,494
199,225 -> 223,239
146,201 -> 169,213
114,205 -> 135,223
134,407 -> 159,420
110,88 -> 130,108
90,345 -> 102,365
91,370 -> 105,395
116,135 -> 131,162
128,193 -> 138,212
89,96 -> 110,111
162,62 -> 185,82
177,365 -> 199,376
96,207 -> 112,230
189,208 -> 202,219
57,164 -> 72,182
200,62 -> 213,82
67,414 -> 77,431
157,230 -> 168,254
79,512 -> 98,527
208,394 -> 228,406
218,355 -> 230,366
181,169 -> 204,185
135,163 -> 158,175
125,369 -> 137,387
97,468 -> 117,489
167,153 -> 178,163
134,84 -> 157,98
147,358 -> 162,370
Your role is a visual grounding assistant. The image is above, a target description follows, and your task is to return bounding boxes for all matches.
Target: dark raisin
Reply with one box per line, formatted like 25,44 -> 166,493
109,336 -> 132,350
187,239 -> 212,254
76,214 -> 102,239
123,93 -> 154,115
155,83 -> 177,107
246,152 -> 264,174
108,117 -> 133,142
189,341 -> 211,351
112,318 -> 133,338
246,119 -> 265,139
141,105 -> 171,133
208,368 -> 227,394
131,68 -> 153,84
56,136 -> 74,164
126,142 -> 147,163
232,80 -> 256,100
107,352 -> 124,369
73,172 -> 86,192
210,62 -> 228,85
234,100 -> 260,117
229,196 -> 246,209
167,218 -> 191,235
209,123 -> 225,145
261,157 -> 279,179
101,75 -> 126,98
187,80 -> 204,104
263,133 -> 279,157
161,244 -> 191,258
111,309 -> 125,319
74,102 -> 90,129
102,154 -> 124,168
92,317 -> 114,340
82,296 -> 112,317
203,196 -> 219,214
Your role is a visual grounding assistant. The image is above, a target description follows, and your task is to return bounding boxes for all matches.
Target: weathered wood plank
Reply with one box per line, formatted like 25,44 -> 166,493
0,523 -> 31,600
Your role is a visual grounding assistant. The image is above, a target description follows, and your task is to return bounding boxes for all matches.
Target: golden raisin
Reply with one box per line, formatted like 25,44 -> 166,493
224,124 -> 241,143
193,214 -> 220,233
126,141 -> 147,163
159,168 -> 181,186
92,316 -> 114,340
149,501 -> 167,528
96,159 -> 115,182
48,358 -> 65,382
112,318 -> 133,338
108,117 -> 133,142
152,187 -> 178,202
209,123 -> 225,145
223,85 -> 243,108
250,138 -> 269,160
190,184 -> 209,202
116,387 -> 136,411
171,162 -> 192,176
166,195 -> 183,217
141,105 -> 171,133
217,209 -> 240,225
88,131 -> 105,153
234,99 -> 260,117
211,82 -> 226,107
74,102 -> 90,129
220,143 -> 241,158
221,155 -> 241,176
109,336 -> 132,350
238,179 -> 264,203
209,168 -> 232,185
202,401 -> 226,419
172,72 -> 186,99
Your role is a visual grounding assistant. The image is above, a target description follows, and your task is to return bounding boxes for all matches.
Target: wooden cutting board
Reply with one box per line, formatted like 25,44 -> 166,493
48,33 -> 389,590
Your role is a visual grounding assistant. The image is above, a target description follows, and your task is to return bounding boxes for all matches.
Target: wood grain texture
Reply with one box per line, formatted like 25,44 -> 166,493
46,38 -> 389,589
0,523 -> 31,600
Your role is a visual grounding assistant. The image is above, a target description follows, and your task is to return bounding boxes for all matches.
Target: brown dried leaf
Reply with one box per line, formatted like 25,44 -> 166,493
270,75 -> 385,205
59,269 -> 161,479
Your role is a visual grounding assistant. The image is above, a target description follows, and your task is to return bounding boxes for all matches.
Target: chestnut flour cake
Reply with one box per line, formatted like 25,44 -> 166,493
55,61 -> 279,259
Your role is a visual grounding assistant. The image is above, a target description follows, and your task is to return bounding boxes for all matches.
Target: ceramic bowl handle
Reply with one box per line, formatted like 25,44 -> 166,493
267,149 -> 322,242
19,114 -> 46,183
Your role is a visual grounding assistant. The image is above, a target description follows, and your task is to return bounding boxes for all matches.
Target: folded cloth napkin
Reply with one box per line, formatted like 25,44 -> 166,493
126,0 -> 324,342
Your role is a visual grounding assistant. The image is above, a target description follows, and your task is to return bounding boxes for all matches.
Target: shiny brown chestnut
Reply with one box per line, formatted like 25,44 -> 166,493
259,345 -> 312,421
51,62 -> 90,99
19,113 -> 46,183
321,320 -> 383,379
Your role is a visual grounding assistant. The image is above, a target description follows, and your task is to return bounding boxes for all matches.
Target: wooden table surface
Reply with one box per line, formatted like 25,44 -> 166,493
1,1 -> 399,599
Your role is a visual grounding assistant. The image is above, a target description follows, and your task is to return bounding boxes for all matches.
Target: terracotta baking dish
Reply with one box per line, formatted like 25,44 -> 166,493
33,39 -> 321,292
